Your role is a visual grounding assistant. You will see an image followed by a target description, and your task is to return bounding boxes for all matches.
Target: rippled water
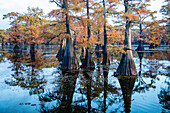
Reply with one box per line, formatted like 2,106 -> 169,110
0,45 -> 169,113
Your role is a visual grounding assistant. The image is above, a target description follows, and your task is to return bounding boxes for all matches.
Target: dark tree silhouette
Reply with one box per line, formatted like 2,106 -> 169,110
118,76 -> 137,113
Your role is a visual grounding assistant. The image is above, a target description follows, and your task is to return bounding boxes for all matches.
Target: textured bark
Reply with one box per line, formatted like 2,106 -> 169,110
81,48 -> 95,70
115,0 -> 137,76
115,51 -> 137,76
102,48 -> 110,65
60,0 -> 79,72
56,39 -> 66,61
118,76 -> 136,113
61,37 -> 79,72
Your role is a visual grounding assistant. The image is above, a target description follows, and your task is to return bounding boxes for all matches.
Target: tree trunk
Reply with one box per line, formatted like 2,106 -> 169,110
149,43 -> 155,49
56,39 -> 66,62
95,44 -> 102,58
30,43 -> 35,62
13,44 -> 20,55
115,0 -> 137,76
87,0 -> 91,40
136,23 -> 144,51
61,37 -> 79,72
80,47 -> 86,62
81,48 -> 95,70
102,0 -> 110,65
81,0 -> 95,70
61,0 -> 79,72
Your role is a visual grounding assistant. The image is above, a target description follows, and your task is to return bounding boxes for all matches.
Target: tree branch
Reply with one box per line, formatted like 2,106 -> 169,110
49,0 -> 62,7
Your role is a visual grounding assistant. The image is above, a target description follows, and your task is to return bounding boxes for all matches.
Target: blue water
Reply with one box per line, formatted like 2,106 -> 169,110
0,45 -> 169,113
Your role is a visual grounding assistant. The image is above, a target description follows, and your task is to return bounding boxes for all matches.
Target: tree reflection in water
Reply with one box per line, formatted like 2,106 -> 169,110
1,45 -> 169,113
117,76 -> 136,113
5,53 -> 47,95
39,72 -> 78,113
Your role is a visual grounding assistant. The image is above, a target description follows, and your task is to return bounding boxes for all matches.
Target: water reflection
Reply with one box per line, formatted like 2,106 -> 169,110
39,72 -> 78,113
118,76 -> 136,113
5,54 -> 47,95
103,67 -> 108,113
0,45 -> 169,113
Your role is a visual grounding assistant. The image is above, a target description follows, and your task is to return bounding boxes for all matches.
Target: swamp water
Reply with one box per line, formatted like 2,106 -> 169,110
0,45 -> 169,113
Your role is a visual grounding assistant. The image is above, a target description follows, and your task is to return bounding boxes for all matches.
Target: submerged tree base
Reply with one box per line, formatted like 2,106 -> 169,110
149,43 -> 155,49
102,49 -> 110,65
81,48 -> 95,70
61,37 -> 79,72
95,44 -> 103,58
114,50 -> 137,76
136,45 -> 144,51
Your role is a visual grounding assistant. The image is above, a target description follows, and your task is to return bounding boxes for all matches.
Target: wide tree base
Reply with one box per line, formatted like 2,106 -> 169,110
81,48 -> 95,70
102,49 -> 110,65
95,44 -> 103,58
61,37 -> 79,72
114,50 -> 137,76
149,43 -> 155,49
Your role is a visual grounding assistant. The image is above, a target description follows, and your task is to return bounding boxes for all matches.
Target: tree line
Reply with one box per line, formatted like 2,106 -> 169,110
0,0 -> 169,74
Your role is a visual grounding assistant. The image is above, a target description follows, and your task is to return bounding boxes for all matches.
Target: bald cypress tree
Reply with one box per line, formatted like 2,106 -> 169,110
115,0 -> 137,76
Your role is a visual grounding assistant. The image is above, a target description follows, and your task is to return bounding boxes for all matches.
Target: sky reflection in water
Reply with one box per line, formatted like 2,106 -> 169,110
0,45 -> 169,113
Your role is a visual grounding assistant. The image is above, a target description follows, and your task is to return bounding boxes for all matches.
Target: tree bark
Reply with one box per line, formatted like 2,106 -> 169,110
30,43 -> 35,62
136,23 -> 144,51
61,37 -> 79,72
95,44 -> 102,58
13,44 -> 20,55
56,39 -> 66,61
102,0 -> 110,65
115,0 -> 137,76
87,0 -> 91,40
81,48 -> 95,70
60,0 -> 79,72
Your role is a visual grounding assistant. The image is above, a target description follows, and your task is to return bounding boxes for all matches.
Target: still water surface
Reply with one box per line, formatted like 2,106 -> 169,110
0,45 -> 169,113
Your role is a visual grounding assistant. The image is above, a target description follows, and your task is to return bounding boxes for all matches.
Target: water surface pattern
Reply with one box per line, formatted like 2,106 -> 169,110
0,45 -> 169,113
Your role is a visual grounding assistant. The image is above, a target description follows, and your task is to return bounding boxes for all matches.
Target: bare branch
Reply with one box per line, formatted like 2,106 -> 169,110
49,0 -> 62,7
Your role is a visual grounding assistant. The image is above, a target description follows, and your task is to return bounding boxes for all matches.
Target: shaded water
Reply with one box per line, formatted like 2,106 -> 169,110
0,45 -> 169,113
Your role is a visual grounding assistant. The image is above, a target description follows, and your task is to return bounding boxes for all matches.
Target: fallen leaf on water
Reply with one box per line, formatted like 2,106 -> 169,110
25,103 -> 31,105
31,104 -> 36,106
19,103 -> 24,106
